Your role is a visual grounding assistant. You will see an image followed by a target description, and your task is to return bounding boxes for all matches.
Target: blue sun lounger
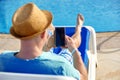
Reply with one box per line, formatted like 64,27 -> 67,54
53,26 -> 90,68
52,26 -> 97,80
0,26 -> 97,80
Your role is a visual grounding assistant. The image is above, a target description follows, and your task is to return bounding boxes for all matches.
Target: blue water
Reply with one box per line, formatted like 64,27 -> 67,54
0,0 -> 120,33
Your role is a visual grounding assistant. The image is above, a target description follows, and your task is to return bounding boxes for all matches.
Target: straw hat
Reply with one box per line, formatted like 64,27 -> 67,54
10,3 -> 52,39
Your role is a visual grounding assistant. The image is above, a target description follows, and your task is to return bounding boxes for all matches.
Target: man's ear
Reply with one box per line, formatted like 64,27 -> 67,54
40,31 -> 46,38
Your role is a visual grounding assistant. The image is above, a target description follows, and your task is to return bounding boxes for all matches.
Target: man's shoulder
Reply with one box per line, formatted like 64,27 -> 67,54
42,51 -> 69,63
0,50 -> 17,59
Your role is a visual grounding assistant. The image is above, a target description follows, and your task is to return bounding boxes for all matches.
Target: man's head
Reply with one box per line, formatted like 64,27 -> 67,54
10,3 -> 53,40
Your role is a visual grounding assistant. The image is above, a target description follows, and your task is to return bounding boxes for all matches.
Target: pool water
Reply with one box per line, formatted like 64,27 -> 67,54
0,0 -> 120,33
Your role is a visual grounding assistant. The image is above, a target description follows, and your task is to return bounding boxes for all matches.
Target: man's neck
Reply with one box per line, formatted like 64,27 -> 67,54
16,48 -> 42,60
16,41 -> 43,60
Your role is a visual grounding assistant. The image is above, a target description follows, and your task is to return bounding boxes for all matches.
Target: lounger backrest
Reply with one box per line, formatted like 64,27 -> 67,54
0,72 -> 76,80
53,26 -> 90,68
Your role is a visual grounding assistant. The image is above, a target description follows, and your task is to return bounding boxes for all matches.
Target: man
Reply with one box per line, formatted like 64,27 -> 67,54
0,3 -> 87,80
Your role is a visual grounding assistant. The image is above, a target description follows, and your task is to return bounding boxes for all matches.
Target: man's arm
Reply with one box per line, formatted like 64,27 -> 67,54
72,49 -> 88,80
65,35 -> 88,80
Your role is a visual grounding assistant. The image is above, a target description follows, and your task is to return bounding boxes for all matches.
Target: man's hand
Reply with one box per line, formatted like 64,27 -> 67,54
65,35 -> 77,52
65,35 -> 88,80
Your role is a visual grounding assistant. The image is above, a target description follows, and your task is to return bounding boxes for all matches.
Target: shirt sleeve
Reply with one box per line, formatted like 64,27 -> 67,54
59,63 -> 80,80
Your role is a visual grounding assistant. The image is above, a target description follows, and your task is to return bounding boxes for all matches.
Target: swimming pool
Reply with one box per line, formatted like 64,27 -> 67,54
0,0 -> 120,33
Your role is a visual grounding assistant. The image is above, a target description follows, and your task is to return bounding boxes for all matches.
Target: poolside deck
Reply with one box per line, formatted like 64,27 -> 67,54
96,32 -> 120,80
97,49 -> 120,80
0,32 -> 120,80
